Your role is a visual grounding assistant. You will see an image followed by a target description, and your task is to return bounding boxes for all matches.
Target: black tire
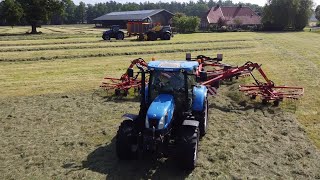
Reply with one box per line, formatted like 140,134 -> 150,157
138,34 -> 144,41
198,97 -> 208,137
262,99 -> 268,105
147,32 -> 156,41
116,32 -> 124,40
103,34 -> 110,41
176,126 -> 199,170
162,33 -> 171,40
116,120 -> 138,160
115,89 -> 120,96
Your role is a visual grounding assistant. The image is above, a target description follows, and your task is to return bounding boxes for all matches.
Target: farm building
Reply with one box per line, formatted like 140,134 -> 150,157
200,5 -> 262,29
94,9 -> 174,28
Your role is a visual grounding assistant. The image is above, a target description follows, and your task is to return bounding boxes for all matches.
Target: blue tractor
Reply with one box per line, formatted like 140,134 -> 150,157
102,25 -> 125,40
116,60 -> 208,170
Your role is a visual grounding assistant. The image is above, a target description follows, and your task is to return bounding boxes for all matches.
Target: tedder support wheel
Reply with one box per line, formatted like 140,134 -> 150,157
176,126 -> 200,170
198,97 -> 208,137
116,120 -> 138,160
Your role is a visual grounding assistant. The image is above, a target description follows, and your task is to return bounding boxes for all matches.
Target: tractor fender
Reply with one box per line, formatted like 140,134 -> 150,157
182,120 -> 199,127
121,113 -> 139,121
192,85 -> 207,111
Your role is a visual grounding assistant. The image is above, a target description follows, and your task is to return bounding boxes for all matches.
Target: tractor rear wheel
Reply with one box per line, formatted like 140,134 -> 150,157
116,120 -> 138,160
147,32 -> 156,41
198,97 -> 208,137
116,32 -> 124,40
176,126 -> 199,170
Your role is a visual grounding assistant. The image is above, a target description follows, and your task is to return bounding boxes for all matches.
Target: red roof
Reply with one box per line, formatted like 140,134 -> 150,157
203,6 -> 261,25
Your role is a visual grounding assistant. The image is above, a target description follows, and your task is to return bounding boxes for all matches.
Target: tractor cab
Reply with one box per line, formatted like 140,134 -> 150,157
147,61 -> 198,112
110,25 -> 120,32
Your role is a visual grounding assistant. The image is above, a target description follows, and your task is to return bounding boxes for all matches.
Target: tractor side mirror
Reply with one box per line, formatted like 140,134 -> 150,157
186,53 -> 191,61
200,71 -> 207,81
217,54 -> 223,61
127,68 -> 134,77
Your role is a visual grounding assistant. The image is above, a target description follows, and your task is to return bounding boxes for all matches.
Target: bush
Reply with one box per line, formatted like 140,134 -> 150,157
173,15 -> 200,33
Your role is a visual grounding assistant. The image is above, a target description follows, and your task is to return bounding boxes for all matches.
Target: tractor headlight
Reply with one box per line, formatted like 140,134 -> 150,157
145,116 -> 149,128
158,116 -> 165,129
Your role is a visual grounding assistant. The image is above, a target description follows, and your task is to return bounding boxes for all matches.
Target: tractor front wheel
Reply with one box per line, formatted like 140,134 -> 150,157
116,120 -> 138,160
162,33 -> 171,40
176,126 -> 199,170
102,34 -> 110,41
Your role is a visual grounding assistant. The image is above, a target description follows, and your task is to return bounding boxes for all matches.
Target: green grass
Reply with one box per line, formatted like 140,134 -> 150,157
0,26 -> 320,178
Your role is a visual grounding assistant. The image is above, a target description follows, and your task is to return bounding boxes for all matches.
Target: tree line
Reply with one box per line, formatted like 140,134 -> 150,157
0,0 -> 262,33
0,0 -> 317,33
262,0 -> 314,30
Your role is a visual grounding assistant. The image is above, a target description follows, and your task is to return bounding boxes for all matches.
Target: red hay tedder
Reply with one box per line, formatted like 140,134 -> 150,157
100,53 -> 304,105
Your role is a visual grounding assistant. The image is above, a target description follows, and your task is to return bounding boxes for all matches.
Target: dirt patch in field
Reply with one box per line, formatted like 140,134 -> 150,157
0,85 -> 319,179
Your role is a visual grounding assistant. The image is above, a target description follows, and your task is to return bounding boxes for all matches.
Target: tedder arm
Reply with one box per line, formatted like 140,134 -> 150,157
100,58 -> 148,96
200,60 -> 304,104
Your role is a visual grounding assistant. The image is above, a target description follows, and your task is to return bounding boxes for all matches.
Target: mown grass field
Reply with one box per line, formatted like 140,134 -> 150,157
0,25 -> 319,179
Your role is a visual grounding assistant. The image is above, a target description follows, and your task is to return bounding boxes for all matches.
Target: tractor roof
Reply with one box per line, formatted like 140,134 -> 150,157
148,61 -> 199,71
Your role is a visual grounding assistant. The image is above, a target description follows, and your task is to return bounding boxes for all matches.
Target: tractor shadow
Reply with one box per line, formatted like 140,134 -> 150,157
81,137 -> 191,179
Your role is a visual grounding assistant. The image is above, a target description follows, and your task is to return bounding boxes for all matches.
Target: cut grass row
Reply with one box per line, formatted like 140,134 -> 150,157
0,45 -> 255,62
0,34 -> 100,41
0,39 -> 253,52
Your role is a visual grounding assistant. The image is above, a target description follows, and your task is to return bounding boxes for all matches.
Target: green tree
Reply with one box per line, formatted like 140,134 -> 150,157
185,3 -> 208,17
294,0 -> 313,30
15,0 -> 63,33
0,0 -> 23,27
63,0 -> 77,24
174,15 -> 200,33
262,0 -> 313,31
316,5 -> 320,21
75,1 -> 86,24
186,16 -> 200,32
172,12 -> 186,27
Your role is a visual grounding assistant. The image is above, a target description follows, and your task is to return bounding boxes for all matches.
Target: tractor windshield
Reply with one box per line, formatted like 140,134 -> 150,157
151,71 -> 184,92
149,71 -> 196,108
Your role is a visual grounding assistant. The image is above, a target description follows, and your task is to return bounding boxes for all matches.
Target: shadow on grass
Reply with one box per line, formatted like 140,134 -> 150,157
0,33 -> 39,37
80,137 -> 190,179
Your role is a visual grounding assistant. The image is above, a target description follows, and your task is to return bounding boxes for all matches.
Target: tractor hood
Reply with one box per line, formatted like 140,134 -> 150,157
146,94 -> 174,129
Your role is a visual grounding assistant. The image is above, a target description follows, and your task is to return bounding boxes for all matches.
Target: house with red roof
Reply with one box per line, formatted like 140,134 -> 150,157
200,5 -> 262,29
